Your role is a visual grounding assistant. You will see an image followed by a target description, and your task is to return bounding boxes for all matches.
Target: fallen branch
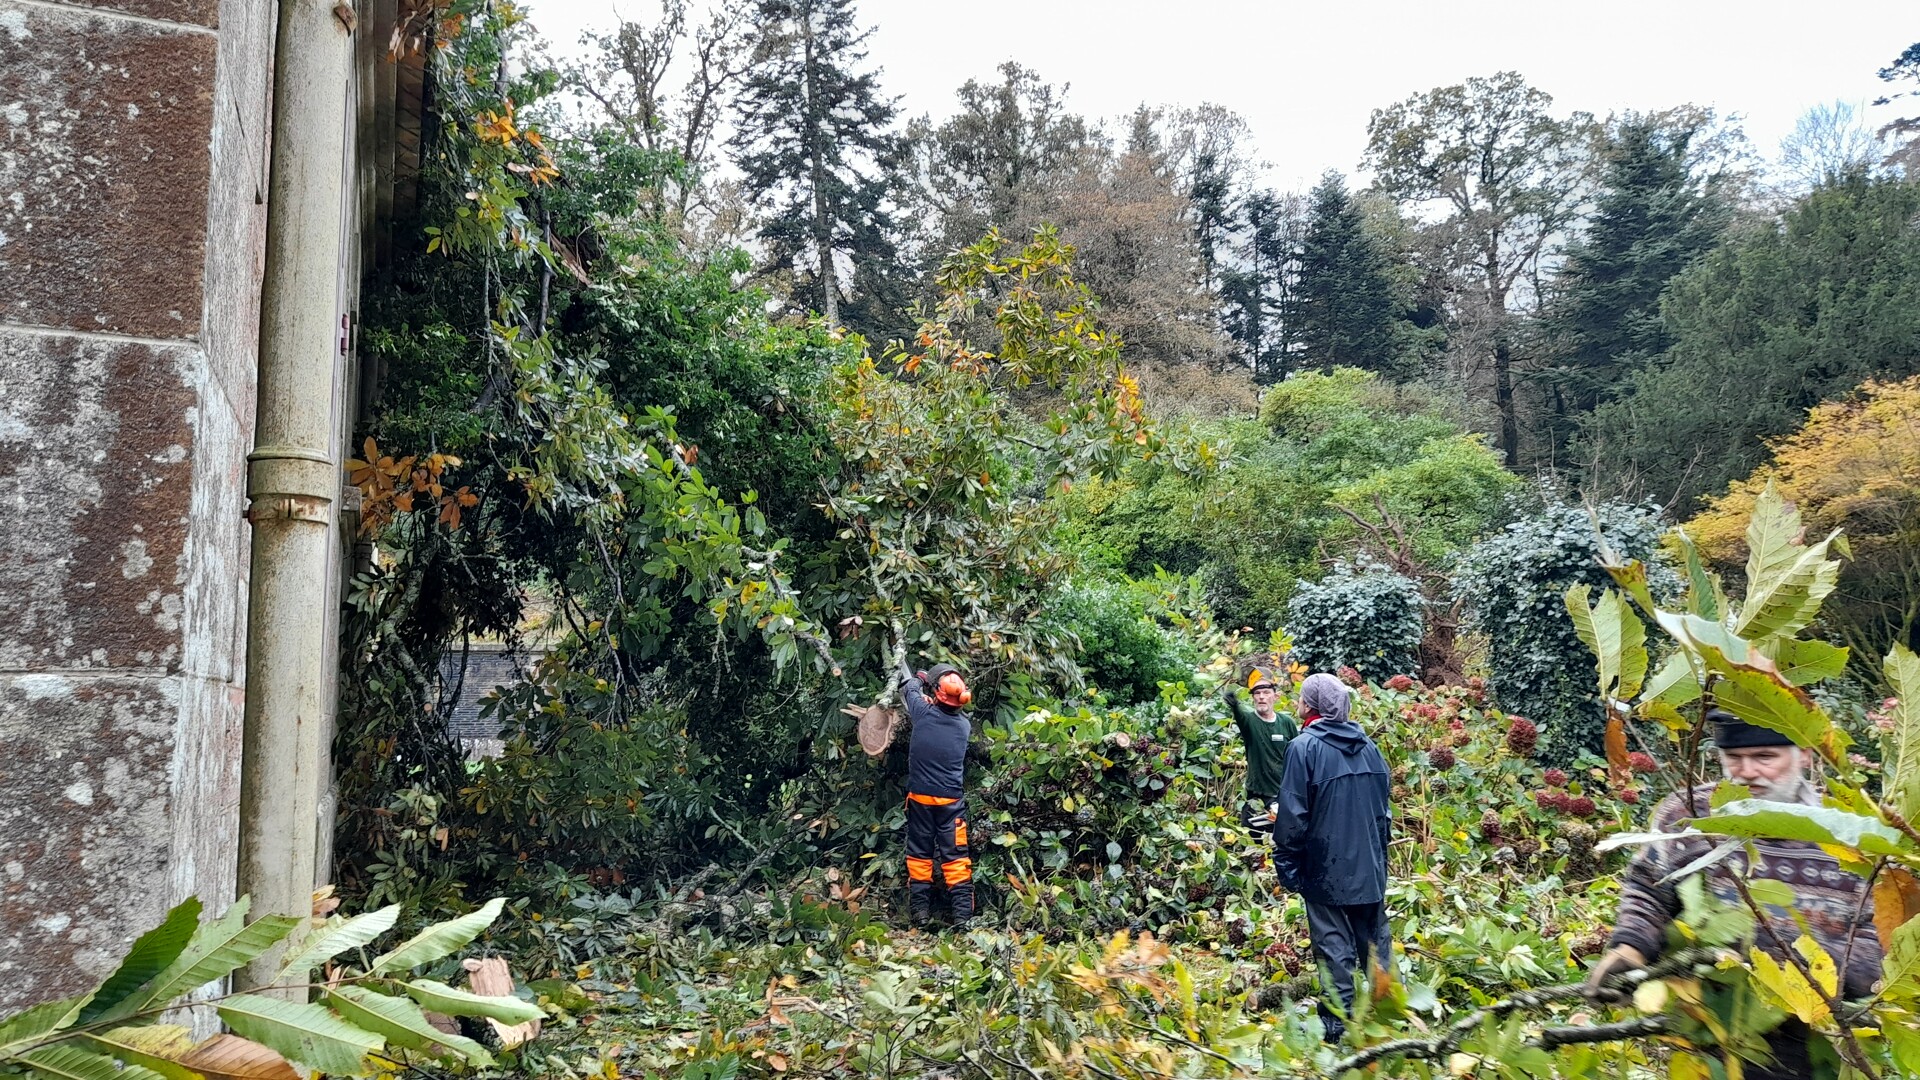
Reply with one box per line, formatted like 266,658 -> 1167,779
1330,948 -> 1721,1073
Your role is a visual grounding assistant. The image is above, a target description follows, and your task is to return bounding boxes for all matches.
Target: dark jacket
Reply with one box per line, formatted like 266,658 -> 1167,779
901,675 -> 971,799
1272,675 -> 1391,904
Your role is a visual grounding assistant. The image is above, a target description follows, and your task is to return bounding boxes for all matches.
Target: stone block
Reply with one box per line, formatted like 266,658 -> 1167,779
0,332 -> 204,670
0,673 -> 179,1005
0,2 -> 217,338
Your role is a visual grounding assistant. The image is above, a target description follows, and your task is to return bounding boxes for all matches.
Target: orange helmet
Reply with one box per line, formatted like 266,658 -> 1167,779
926,663 -> 972,708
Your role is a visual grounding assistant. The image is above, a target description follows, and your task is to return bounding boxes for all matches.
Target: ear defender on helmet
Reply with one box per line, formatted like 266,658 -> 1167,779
935,671 -> 972,707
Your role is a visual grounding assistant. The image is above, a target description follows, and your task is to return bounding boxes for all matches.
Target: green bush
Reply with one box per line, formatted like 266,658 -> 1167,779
1284,561 -> 1424,682
1455,498 -> 1676,763
1052,579 -> 1202,704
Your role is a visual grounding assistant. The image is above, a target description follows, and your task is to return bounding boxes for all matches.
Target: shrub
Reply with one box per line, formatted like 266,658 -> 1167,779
1455,499 -> 1675,764
1052,579 -> 1200,704
1284,561 -> 1423,682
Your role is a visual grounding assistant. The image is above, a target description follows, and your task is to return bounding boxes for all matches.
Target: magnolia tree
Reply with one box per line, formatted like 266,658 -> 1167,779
821,227 -> 1221,707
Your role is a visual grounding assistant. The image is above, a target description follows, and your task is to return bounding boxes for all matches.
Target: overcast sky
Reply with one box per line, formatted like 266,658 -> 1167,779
523,0 -> 1914,190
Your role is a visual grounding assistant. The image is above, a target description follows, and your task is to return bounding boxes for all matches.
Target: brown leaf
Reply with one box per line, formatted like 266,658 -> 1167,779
180,1034 -> 301,1080
1604,716 -> 1631,789
1874,866 -> 1920,952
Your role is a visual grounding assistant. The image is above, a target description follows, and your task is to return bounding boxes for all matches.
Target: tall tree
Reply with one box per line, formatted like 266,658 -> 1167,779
1539,112 -> 1732,459
1876,42 -> 1920,174
731,0 -> 908,336
1289,172 -> 1412,377
912,62 -> 1096,242
1582,171 -> 1920,509
566,0 -> 753,230
1364,72 -> 1591,462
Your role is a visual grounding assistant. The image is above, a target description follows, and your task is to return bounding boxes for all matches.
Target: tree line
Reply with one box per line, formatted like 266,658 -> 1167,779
562,0 -> 1920,516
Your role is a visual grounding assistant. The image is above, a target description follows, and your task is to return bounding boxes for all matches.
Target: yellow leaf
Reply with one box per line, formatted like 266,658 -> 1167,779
1669,1052 -> 1712,1080
1633,979 -> 1670,1013
1747,946 -> 1830,1024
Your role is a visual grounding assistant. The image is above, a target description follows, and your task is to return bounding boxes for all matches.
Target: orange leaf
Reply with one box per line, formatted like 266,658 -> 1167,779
1875,866 -> 1920,952
394,492 -> 414,512
767,1053 -> 788,1072
1604,716 -> 1631,789
180,1034 -> 301,1080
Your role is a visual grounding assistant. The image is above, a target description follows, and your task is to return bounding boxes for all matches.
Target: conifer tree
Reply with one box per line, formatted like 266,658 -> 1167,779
1289,173 -> 1409,377
1540,114 -> 1729,457
1221,188 -> 1302,382
732,0 -> 908,338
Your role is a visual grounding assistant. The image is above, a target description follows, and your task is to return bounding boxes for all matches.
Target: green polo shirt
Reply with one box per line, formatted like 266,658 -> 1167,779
1224,689 -> 1298,799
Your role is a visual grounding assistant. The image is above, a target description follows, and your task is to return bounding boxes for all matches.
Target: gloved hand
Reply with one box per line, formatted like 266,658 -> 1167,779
915,669 -> 928,686
1581,944 -> 1648,1004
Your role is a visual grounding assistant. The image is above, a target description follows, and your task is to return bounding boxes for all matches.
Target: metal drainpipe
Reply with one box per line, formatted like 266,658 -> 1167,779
235,0 -> 355,992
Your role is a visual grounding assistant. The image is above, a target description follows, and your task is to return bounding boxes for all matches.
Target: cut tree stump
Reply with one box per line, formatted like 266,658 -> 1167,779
462,957 -> 541,1048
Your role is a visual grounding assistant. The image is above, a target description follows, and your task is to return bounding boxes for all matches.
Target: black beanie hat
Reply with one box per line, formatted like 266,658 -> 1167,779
1707,707 -> 1795,749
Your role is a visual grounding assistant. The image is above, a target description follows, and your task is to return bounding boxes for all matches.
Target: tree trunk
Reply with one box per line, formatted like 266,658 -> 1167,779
1494,332 -> 1518,464
799,9 -> 839,327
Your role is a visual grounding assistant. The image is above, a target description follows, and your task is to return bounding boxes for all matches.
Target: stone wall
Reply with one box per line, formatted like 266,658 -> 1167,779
0,0 -> 273,1007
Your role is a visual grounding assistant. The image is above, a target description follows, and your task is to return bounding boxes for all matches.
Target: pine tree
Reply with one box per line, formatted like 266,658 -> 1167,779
1289,173 -> 1408,377
1220,188 -> 1300,382
1542,115 -> 1729,456
732,0 -> 908,338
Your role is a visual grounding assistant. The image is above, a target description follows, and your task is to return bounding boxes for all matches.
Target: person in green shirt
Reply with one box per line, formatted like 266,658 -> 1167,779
1220,667 -> 1299,843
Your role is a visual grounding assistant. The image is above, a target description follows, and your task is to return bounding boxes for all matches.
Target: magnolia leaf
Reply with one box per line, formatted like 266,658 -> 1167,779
79,1026 -> 203,1080
1643,653 -> 1702,708
1687,800 -> 1907,855
1746,879 -> 1796,908
1758,638 -> 1849,687
213,995 -> 381,1078
1605,717 -> 1632,790
79,898 -> 202,1023
1886,645 -> 1920,822
1875,867 -> 1920,956
18,1044 -> 169,1080
1656,838 -> 1745,885
1596,827 -> 1708,854
1883,917 -> 1920,994
370,897 -> 503,975
1696,663 -> 1851,768
177,1035 -> 301,1080
1794,934 -> 1840,997
1735,483 -> 1842,642
325,986 -> 491,1065
1674,528 -> 1726,623
398,980 -> 544,1024
130,899 -> 301,1014
276,905 -> 400,981
1601,556 -> 1659,616
1566,586 -> 1647,703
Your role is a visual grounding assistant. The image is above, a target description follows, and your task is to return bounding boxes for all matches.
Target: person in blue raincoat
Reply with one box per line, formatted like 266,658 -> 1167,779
1271,672 -> 1394,1042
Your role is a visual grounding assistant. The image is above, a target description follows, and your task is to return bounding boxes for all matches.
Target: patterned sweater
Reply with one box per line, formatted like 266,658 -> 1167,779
1608,782 -> 1882,998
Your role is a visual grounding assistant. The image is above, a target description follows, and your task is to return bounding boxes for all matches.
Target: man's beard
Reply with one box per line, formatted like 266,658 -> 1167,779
1740,772 -> 1805,802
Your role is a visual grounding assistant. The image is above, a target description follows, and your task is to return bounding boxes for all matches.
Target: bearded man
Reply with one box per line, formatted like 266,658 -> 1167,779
1585,708 -> 1882,1078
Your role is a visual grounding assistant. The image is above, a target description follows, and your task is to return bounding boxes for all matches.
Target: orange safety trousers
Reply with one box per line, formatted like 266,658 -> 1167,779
905,793 -> 973,921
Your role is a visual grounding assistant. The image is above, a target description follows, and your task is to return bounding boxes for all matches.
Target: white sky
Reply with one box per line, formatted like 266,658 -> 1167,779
522,0 -> 1916,190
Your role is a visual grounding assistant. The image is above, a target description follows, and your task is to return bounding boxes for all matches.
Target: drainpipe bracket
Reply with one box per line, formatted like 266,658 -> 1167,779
247,448 -> 338,524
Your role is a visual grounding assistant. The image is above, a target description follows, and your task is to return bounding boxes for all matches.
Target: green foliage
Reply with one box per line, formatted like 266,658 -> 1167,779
1574,485 -> 1920,1077
0,896 -> 532,1079
1288,173 -> 1422,379
1583,171 -> 1920,509
1050,577 -> 1201,705
1537,111 -> 1732,458
1065,369 -> 1513,635
1285,562 -> 1423,682
1458,499 -> 1674,764
731,0 -> 911,338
